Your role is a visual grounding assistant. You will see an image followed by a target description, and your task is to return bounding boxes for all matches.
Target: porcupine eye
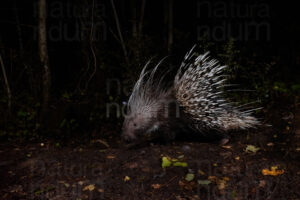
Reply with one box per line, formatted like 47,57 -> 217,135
133,123 -> 137,127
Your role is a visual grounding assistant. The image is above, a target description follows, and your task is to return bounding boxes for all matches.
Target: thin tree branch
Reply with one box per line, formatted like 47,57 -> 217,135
85,0 -> 97,91
0,54 -> 12,115
110,0 -> 129,65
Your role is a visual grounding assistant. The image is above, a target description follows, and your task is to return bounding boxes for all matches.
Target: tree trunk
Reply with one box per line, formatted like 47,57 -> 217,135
38,0 -> 51,118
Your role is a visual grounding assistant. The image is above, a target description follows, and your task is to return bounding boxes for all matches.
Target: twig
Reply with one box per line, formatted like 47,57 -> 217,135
85,0 -> 97,91
110,0 -> 129,65
0,54 -> 12,115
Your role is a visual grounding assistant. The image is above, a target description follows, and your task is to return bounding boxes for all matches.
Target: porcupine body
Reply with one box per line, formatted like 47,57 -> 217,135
122,46 -> 259,143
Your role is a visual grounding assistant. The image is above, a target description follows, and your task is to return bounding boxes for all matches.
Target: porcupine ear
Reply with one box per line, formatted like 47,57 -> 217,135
174,46 -> 260,131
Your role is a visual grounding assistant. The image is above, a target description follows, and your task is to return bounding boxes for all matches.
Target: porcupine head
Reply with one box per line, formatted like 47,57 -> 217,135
122,46 -> 260,143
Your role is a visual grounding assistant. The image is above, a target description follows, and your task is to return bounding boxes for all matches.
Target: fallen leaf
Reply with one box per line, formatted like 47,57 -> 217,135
185,173 -> 195,182
173,161 -> 188,167
217,180 -> 226,190
162,157 -> 172,168
97,188 -> 104,193
267,142 -> 274,146
151,184 -> 161,189
83,184 -> 95,191
259,180 -> 266,188
245,145 -> 260,153
124,176 -> 130,182
198,170 -> 206,175
161,156 -> 187,168
208,176 -> 218,182
262,166 -> 284,176
107,155 -> 115,159
197,180 -> 211,185
78,181 -> 84,185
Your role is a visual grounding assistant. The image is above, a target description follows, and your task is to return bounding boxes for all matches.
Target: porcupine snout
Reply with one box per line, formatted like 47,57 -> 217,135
121,115 -> 148,143
122,112 -> 161,143
121,120 -> 137,143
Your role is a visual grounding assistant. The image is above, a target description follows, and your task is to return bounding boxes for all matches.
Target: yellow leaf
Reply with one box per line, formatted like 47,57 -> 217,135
83,184 -> 95,191
245,145 -> 260,153
162,157 -> 172,168
218,180 -> 226,190
173,161 -> 188,167
262,166 -> 284,176
185,173 -> 195,182
124,176 -> 130,182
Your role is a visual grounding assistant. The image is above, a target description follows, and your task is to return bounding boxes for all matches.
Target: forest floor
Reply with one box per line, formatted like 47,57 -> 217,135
1,102 -> 300,200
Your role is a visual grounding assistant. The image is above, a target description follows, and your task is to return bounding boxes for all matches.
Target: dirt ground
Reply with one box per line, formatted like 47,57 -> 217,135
1,104 -> 300,200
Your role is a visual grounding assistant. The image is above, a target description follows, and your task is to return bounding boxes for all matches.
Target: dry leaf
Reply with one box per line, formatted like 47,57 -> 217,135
151,184 -> 161,189
259,180 -> 266,188
83,184 -> 95,191
78,181 -> 84,185
107,155 -> 116,159
124,176 -> 130,182
267,142 -> 274,146
198,170 -> 206,175
222,145 -> 232,149
262,166 -> 284,176
97,188 -> 104,193
245,145 -> 260,153
218,180 -> 226,190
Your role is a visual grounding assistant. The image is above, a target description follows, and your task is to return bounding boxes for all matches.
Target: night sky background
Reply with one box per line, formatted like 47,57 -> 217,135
0,0 -> 300,140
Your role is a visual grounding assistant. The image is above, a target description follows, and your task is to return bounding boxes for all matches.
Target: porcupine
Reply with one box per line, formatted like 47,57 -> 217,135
122,46 -> 260,143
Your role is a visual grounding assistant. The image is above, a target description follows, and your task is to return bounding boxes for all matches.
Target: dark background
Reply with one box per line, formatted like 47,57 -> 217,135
0,0 -> 299,142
